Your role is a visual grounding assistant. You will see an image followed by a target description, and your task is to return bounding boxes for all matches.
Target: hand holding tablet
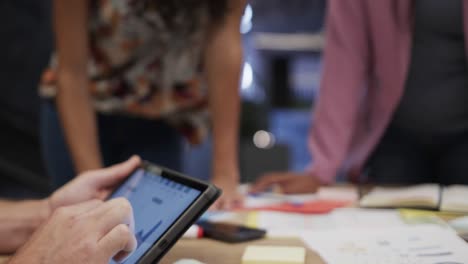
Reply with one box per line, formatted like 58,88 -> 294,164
109,161 -> 221,264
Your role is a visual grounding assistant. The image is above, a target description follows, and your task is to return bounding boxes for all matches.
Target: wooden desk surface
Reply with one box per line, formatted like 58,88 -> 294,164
0,238 -> 324,264
160,237 -> 325,264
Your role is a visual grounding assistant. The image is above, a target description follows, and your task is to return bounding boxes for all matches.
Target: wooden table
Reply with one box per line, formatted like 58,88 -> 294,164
0,238 -> 324,264
160,237 -> 325,264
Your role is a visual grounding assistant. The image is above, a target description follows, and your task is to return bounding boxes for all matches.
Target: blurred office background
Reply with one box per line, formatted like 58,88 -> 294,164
184,0 -> 326,182
0,0 -> 326,193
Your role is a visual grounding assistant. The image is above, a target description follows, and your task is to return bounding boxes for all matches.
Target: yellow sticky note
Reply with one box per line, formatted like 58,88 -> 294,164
242,245 -> 306,264
246,211 -> 259,228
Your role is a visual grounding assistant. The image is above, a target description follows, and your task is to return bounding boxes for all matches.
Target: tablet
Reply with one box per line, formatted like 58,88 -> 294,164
109,161 -> 221,264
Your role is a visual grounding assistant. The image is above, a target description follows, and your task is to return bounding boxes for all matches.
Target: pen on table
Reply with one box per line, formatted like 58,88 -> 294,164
183,225 -> 204,239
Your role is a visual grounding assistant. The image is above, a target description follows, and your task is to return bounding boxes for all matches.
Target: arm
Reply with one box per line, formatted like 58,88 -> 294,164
0,157 -> 140,254
307,0 -> 370,183
204,0 -> 245,209
54,0 -> 103,173
0,200 -> 50,253
251,0 -> 370,193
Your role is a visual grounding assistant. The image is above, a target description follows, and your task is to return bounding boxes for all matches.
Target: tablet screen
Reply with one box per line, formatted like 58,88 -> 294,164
109,169 -> 202,264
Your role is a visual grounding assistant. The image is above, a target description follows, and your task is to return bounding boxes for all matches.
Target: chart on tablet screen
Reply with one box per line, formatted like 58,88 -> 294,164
109,169 -> 201,264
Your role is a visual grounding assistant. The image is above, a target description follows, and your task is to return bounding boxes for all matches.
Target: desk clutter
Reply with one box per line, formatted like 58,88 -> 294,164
188,184 -> 468,264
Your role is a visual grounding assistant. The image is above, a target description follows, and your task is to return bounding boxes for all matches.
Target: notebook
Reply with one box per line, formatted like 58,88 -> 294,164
360,184 -> 468,213
440,185 -> 468,212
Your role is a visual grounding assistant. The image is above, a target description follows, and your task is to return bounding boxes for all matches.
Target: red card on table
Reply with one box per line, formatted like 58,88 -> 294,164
241,200 -> 350,214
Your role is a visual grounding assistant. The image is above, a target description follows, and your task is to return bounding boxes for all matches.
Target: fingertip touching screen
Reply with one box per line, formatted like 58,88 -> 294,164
109,168 -> 202,264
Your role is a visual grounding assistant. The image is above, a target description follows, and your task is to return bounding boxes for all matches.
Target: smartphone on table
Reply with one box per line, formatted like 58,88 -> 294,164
197,221 -> 267,243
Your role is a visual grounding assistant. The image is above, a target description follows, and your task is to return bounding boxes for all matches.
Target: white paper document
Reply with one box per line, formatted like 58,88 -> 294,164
301,225 -> 468,264
252,208 -> 407,238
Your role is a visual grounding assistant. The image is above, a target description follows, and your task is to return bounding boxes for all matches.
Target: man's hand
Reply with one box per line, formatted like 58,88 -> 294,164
250,172 -> 321,194
9,198 -> 137,264
211,175 -> 243,210
49,156 -> 141,211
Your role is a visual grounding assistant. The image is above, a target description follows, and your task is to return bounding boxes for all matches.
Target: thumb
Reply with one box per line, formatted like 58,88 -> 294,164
90,156 -> 141,188
98,224 -> 138,263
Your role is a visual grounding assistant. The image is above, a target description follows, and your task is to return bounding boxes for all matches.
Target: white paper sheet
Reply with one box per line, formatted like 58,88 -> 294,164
302,225 -> 468,264
253,208 -> 407,238
450,216 -> 468,234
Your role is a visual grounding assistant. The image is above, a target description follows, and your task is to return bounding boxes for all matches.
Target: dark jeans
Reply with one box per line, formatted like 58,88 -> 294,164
367,125 -> 468,185
40,100 -> 183,189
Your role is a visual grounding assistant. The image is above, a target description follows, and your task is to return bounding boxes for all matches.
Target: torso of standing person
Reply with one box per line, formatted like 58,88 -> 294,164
40,0 -> 215,144
308,0 -> 468,182
391,0 -> 468,138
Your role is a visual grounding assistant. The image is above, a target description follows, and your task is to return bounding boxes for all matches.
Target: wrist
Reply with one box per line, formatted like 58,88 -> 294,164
73,153 -> 103,174
212,166 -> 239,181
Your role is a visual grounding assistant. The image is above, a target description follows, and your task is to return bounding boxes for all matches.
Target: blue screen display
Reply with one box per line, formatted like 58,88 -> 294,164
109,169 -> 201,264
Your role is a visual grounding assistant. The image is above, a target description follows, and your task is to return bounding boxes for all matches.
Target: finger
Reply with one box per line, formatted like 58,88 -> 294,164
282,177 -> 319,194
89,198 -> 135,236
210,198 -> 225,211
232,193 -> 245,209
98,223 -> 137,263
282,184 -> 299,194
90,156 -> 141,189
55,199 -> 103,215
222,193 -> 244,211
220,197 -> 234,211
250,174 -> 285,193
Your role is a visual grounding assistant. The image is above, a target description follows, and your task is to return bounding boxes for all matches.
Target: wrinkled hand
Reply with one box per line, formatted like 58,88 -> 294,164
49,156 -> 141,211
250,172 -> 321,194
211,175 -> 243,210
9,198 -> 137,264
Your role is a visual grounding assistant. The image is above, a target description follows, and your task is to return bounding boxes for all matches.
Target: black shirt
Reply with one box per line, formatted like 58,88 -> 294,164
391,0 -> 468,136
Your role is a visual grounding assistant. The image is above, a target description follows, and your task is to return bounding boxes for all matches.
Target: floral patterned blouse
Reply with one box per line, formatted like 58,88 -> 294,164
40,0 -> 213,144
